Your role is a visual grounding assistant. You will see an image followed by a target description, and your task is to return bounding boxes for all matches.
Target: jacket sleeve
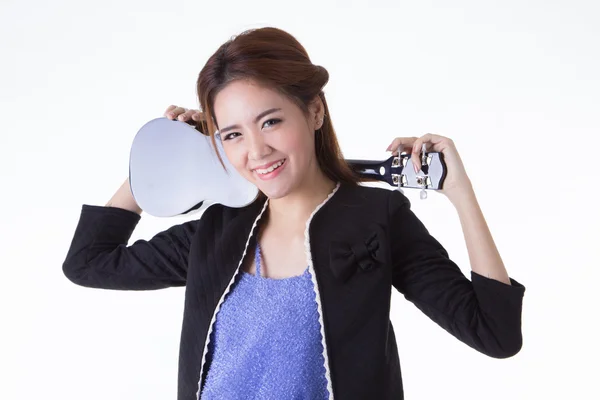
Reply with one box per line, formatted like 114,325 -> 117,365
62,204 -> 199,290
388,190 -> 526,359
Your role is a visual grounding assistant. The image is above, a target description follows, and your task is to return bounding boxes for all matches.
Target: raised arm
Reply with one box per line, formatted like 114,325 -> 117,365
388,189 -> 525,358
62,179 -> 200,290
62,105 -> 206,290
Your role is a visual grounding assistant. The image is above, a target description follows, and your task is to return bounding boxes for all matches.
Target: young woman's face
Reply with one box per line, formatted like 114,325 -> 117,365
213,80 -> 322,199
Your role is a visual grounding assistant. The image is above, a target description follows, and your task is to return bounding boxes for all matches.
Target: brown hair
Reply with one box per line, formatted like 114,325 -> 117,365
196,27 -> 362,185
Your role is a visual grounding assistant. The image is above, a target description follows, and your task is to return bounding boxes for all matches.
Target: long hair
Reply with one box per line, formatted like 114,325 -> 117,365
196,27 -> 363,185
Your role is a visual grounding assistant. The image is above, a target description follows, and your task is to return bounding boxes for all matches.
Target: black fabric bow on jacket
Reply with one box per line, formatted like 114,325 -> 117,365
329,224 -> 387,283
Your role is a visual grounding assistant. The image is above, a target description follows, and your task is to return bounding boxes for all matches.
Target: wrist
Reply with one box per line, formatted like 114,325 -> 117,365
445,181 -> 477,208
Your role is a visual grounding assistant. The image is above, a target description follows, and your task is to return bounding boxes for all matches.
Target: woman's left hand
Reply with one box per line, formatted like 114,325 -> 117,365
386,133 -> 473,201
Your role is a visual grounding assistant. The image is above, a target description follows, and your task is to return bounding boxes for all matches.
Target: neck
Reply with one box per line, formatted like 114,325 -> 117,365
267,171 -> 337,229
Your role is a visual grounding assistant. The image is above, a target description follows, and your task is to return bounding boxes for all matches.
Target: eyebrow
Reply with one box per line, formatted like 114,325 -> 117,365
218,108 -> 282,134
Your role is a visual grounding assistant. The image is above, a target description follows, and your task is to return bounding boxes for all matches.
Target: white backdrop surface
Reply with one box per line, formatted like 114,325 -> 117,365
1,1 -> 598,399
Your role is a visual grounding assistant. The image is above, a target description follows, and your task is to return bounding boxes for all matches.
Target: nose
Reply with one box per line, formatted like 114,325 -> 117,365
247,131 -> 272,161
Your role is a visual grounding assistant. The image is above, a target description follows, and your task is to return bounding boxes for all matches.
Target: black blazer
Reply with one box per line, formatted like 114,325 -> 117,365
62,182 -> 526,400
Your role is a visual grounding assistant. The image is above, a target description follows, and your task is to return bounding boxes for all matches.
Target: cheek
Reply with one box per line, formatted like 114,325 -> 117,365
276,128 -> 313,154
223,145 -> 249,174
287,132 -> 315,163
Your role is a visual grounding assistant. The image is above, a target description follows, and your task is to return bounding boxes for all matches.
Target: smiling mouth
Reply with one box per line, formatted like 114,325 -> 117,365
254,159 -> 286,175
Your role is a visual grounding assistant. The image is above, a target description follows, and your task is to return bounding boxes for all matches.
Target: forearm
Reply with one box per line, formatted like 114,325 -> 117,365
448,185 -> 511,285
106,177 -> 143,215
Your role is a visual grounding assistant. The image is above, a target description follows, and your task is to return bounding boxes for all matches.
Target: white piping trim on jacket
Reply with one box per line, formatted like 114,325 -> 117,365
196,199 -> 270,400
304,182 -> 340,400
195,182 -> 340,399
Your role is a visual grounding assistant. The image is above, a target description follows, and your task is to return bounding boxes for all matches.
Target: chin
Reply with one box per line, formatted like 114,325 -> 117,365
257,184 -> 292,200
255,177 -> 298,200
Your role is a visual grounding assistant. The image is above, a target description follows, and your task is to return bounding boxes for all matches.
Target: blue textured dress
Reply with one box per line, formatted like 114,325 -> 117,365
200,243 -> 330,399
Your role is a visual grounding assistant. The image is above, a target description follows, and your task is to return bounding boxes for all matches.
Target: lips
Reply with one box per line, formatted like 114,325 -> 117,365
253,159 -> 286,175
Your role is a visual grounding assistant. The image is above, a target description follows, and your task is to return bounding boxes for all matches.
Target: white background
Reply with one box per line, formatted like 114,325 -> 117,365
1,0 -> 599,399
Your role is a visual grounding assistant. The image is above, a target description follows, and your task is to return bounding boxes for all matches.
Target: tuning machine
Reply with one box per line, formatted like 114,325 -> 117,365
393,147 -> 408,194
391,156 -> 406,168
417,143 -> 430,199
393,145 -> 431,199
392,172 -> 407,194
417,175 -> 432,199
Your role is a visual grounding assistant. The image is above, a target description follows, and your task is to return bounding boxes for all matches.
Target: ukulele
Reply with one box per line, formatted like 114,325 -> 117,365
129,118 -> 447,217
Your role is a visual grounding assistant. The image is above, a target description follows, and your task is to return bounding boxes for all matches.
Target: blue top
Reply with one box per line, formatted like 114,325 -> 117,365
200,243 -> 330,399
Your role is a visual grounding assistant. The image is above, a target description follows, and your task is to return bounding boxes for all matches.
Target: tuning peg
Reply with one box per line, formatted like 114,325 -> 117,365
419,144 -> 428,200
394,145 -> 405,194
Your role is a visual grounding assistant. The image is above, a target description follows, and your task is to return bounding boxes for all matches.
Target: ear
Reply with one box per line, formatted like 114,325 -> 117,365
308,95 -> 325,129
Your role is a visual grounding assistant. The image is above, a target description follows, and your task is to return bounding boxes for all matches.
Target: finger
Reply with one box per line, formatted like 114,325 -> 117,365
165,106 -> 187,119
411,133 -> 451,172
392,146 -> 414,156
386,137 -> 418,154
164,105 -> 182,118
165,107 -> 183,119
190,111 -> 204,121
410,134 -> 434,172
386,137 -> 418,151
173,107 -> 188,119
177,110 -> 193,121
413,133 -> 453,155
179,109 -> 202,122
164,105 -> 177,116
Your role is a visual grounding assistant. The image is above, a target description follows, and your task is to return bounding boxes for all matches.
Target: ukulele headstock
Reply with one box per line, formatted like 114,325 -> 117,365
347,148 -> 447,199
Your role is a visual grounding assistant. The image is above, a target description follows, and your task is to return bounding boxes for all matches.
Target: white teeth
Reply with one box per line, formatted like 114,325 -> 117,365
256,159 -> 285,175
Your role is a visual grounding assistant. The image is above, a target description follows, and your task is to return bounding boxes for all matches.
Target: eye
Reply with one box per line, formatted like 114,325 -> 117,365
222,132 -> 241,141
262,118 -> 281,128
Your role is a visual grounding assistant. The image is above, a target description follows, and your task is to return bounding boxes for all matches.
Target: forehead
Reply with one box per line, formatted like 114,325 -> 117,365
213,80 -> 289,123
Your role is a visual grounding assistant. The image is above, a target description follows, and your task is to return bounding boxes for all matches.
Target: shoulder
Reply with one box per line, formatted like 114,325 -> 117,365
314,183 -> 410,230
196,196 -> 267,232
337,182 -> 387,200
334,182 -> 411,212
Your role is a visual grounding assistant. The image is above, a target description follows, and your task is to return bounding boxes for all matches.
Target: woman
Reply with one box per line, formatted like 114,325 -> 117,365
63,27 -> 526,400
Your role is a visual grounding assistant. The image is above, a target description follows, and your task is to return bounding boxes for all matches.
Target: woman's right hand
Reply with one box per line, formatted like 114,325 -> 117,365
164,105 -> 204,124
